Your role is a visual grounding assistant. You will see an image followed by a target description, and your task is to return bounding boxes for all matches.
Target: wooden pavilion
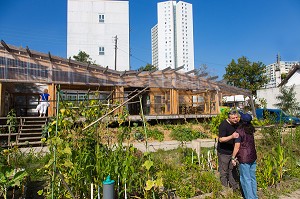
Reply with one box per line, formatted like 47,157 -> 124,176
0,40 -> 252,120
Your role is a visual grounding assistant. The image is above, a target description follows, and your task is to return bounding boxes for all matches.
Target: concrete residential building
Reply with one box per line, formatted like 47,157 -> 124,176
151,0 -> 194,72
258,65 -> 300,109
264,55 -> 300,88
67,0 -> 130,71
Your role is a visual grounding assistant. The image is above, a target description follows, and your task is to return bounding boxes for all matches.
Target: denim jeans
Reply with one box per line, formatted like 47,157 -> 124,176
218,152 -> 239,190
239,161 -> 258,199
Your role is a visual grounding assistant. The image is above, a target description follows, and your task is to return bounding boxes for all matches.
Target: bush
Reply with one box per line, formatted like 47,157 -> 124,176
170,125 -> 207,142
147,128 -> 164,141
209,108 -> 230,135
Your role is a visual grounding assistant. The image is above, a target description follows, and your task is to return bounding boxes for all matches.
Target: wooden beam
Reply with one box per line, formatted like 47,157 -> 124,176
186,69 -> 195,75
198,72 -> 208,77
26,46 -> 32,57
207,76 -> 218,81
103,66 -> 109,74
48,52 -> 52,62
86,62 -> 90,70
83,86 -> 149,131
68,57 -> 72,66
174,65 -> 185,71
136,69 -> 144,76
1,40 -> 11,52
149,68 -> 158,75
162,67 -> 171,73
120,70 -> 126,77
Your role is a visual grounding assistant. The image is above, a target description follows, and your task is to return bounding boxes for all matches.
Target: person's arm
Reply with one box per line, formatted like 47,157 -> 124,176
219,132 -> 239,143
231,142 -> 240,166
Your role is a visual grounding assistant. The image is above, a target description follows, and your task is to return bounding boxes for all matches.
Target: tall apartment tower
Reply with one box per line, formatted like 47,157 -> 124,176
264,54 -> 300,88
151,0 -> 194,72
67,0 -> 130,71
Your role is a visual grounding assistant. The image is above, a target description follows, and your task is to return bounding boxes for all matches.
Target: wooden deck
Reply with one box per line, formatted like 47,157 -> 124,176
128,113 -> 216,121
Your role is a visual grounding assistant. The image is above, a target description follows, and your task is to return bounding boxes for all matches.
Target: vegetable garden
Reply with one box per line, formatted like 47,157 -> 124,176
1,91 -> 300,198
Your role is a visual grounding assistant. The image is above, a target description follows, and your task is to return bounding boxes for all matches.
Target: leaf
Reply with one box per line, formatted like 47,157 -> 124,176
142,160 -> 153,171
145,180 -> 155,191
63,146 -> 72,155
7,170 -> 28,188
37,189 -> 44,195
156,177 -> 163,187
63,160 -> 73,168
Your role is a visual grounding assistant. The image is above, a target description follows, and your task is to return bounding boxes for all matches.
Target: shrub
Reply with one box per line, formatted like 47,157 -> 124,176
170,125 -> 207,142
209,108 -> 230,135
147,128 -> 164,141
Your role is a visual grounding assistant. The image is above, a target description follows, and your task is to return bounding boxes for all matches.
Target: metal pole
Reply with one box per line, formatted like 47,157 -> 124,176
114,35 -> 118,70
51,85 -> 61,199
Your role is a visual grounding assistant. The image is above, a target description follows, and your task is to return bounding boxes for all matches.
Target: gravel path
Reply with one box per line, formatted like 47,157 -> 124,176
279,189 -> 300,199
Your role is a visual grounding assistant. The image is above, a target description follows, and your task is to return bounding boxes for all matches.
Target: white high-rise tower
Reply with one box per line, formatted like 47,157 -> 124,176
151,0 -> 194,72
67,0 -> 130,71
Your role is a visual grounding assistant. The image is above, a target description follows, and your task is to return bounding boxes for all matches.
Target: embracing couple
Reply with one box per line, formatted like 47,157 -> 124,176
217,110 -> 258,199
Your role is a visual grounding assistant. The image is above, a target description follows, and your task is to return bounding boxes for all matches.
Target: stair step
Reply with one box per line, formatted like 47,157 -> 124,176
23,120 -> 47,123
18,137 -> 42,141
13,141 -> 43,146
19,132 -> 42,136
20,128 -> 43,132
23,123 -> 45,126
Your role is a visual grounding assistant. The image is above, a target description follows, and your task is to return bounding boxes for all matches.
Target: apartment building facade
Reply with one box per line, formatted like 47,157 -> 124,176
67,0 -> 130,71
151,0 -> 194,72
265,59 -> 300,88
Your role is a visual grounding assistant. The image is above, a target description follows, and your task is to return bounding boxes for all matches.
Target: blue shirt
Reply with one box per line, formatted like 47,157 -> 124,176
41,93 -> 50,101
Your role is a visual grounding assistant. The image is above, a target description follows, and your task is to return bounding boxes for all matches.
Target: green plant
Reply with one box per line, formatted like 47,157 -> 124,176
170,125 -> 207,142
0,165 -> 28,199
6,109 -> 17,133
209,107 -> 230,135
43,91 -> 162,199
0,148 -> 28,199
147,128 -> 164,141
257,144 -> 288,188
275,85 -> 300,116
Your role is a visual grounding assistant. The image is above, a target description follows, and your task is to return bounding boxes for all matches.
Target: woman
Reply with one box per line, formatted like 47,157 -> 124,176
39,89 -> 50,117
231,113 -> 258,199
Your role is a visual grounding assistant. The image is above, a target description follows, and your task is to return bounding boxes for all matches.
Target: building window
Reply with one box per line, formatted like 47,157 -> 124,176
99,47 -> 105,55
99,14 -> 105,23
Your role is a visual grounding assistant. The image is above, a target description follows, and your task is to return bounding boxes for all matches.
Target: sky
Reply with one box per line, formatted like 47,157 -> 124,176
1,0 -> 300,79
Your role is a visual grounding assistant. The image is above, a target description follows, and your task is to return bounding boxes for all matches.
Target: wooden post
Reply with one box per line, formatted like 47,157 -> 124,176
113,86 -> 124,113
0,82 -> 3,116
48,84 -> 56,116
203,91 -> 208,114
215,91 -> 220,114
170,89 -> 178,114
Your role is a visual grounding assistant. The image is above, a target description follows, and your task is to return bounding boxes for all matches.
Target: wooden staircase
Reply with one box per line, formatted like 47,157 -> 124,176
16,117 -> 48,147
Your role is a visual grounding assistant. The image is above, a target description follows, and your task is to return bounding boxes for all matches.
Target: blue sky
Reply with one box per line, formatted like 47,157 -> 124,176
1,0 -> 300,79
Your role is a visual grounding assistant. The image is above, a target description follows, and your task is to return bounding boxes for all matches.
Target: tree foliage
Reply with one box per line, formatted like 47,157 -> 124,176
72,50 -> 94,64
274,85 -> 300,116
139,63 -> 158,71
223,56 -> 268,95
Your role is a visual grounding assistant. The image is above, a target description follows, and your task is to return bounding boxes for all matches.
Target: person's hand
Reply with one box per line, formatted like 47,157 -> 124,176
232,132 -> 239,139
231,159 -> 237,166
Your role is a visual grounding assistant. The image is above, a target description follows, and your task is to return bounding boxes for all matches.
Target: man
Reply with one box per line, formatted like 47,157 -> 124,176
217,110 -> 240,190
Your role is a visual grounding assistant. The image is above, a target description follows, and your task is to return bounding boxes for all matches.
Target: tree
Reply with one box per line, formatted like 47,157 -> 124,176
194,64 -> 209,76
281,73 -> 287,80
138,63 -> 158,71
223,56 -> 268,95
274,85 -> 300,116
72,50 -> 94,64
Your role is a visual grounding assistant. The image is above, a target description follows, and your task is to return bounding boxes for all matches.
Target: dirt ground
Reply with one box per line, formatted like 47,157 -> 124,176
279,190 -> 300,199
